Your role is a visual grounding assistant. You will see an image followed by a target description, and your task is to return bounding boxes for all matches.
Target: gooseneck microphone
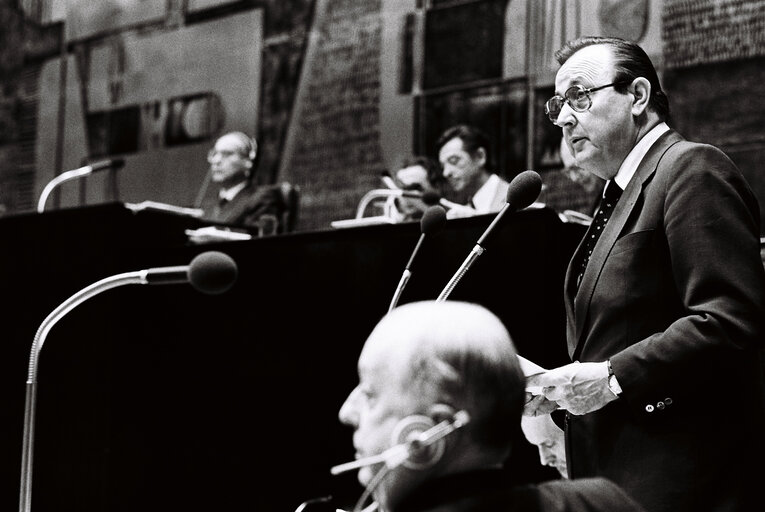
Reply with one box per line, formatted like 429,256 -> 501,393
18,251 -> 238,512
436,170 -> 542,302
388,205 -> 447,312
37,158 -> 126,213
355,189 -> 425,219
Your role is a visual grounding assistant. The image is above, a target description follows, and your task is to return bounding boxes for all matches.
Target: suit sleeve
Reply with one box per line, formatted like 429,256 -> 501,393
610,142 -> 765,408
537,478 -> 648,512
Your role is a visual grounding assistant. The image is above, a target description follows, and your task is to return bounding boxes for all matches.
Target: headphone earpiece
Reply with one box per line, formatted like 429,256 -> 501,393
390,414 -> 444,470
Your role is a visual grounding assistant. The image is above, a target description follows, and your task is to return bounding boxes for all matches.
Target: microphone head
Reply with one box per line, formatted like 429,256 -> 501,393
421,190 -> 441,206
506,170 -> 542,212
188,251 -> 238,295
420,205 -> 447,235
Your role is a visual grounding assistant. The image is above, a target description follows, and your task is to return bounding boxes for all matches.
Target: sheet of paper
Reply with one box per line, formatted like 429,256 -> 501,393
518,355 -> 546,395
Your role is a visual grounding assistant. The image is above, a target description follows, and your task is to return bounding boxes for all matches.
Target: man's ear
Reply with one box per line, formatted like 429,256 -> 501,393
475,147 -> 487,168
630,77 -> 652,116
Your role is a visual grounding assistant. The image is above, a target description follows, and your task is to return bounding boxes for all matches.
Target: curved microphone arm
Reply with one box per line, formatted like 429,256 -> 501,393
356,190 -> 396,219
20,269 -> 164,512
37,166 -> 94,213
436,246 -> 484,302
356,189 -> 423,219
388,270 -> 411,312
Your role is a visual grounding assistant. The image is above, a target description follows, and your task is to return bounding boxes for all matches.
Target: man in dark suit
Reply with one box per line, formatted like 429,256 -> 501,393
202,131 -> 286,234
335,300 -> 647,512
525,36 -> 765,512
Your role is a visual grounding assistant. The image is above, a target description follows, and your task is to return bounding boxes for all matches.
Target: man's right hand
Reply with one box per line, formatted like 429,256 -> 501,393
524,392 -> 560,416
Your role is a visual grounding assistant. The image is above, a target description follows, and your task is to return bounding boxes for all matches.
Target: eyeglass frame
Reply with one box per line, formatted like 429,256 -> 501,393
544,81 -> 629,124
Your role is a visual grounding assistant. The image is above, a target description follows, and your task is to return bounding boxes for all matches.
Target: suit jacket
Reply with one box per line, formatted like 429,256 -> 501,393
202,183 -> 286,232
394,470 -> 647,512
563,130 -> 765,512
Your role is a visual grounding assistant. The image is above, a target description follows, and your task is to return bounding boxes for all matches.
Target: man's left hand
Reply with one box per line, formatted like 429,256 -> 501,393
524,361 -> 618,415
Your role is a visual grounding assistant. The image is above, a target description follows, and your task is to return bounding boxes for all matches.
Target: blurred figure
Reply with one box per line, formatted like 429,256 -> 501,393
520,413 -> 567,479
201,131 -> 288,234
337,300 -> 647,512
389,156 -> 444,222
436,125 -> 509,219
537,138 -> 603,219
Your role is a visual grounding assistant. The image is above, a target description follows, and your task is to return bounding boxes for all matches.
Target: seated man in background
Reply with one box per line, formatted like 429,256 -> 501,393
337,300 -> 646,512
521,413 -> 568,479
435,124 -> 509,219
201,131 -> 288,234
389,156 -> 446,222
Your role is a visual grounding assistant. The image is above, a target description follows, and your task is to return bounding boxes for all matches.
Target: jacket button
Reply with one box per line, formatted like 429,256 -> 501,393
656,401 -> 665,410
645,404 -> 654,413
664,397 -> 673,406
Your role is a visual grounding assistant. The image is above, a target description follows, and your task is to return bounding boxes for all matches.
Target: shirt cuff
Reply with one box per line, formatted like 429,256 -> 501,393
607,359 -> 623,396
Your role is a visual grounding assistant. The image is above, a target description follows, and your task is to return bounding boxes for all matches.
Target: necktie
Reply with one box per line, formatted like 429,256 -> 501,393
213,195 -> 228,218
576,181 -> 622,289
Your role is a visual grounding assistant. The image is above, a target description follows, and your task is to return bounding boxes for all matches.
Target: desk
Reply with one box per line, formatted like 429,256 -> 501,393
0,204 -> 584,512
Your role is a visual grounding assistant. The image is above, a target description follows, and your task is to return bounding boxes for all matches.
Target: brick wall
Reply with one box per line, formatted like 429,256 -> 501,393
663,0 -> 765,68
662,1 -> 765,232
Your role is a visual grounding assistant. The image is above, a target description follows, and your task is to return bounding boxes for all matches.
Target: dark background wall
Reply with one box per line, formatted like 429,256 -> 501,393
1,0 -> 763,233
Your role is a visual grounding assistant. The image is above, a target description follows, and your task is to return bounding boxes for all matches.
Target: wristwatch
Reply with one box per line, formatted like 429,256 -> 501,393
607,360 -> 622,396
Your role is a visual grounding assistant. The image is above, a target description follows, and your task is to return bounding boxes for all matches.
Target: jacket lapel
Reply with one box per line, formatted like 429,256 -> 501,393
565,130 -> 684,358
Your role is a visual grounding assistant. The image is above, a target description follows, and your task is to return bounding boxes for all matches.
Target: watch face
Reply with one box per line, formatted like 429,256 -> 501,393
608,374 -> 621,395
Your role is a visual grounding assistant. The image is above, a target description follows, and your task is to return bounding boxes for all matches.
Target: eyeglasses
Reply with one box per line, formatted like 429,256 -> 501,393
544,82 -> 625,124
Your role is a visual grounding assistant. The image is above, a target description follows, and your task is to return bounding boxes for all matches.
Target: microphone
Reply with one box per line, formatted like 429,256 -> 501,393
37,158 -> 126,213
18,251 -> 238,512
388,205 -> 447,312
330,410 -> 470,476
436,170 -> 542,301
143,251 -> 239,293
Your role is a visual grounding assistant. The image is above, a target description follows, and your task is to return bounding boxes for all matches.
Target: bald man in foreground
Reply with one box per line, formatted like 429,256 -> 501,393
336,301 -> 646,512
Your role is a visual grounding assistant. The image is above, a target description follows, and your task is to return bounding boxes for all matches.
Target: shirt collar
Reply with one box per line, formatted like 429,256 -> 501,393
472,173 -> 500,212
219,181 -> 248,202
612,122 -> 670,191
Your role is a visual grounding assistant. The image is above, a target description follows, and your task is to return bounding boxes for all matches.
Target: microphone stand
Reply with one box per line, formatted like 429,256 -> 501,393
355,189 -> 421,219
435,245 -> 484,302
388,269 -> 412,312
37,160 -> 124,213
37,165 -> 96,213
19,269 -> 173,512
436,201 -> 512,302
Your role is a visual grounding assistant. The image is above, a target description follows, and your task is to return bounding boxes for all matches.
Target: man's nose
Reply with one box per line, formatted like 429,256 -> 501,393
338,387 -> 359,426
555,103 -> 576,128
538,446 -> 556,465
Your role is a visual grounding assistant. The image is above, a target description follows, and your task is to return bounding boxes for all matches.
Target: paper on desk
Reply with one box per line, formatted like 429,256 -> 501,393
518,355 -> 547,395
185,226 -> 252,244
